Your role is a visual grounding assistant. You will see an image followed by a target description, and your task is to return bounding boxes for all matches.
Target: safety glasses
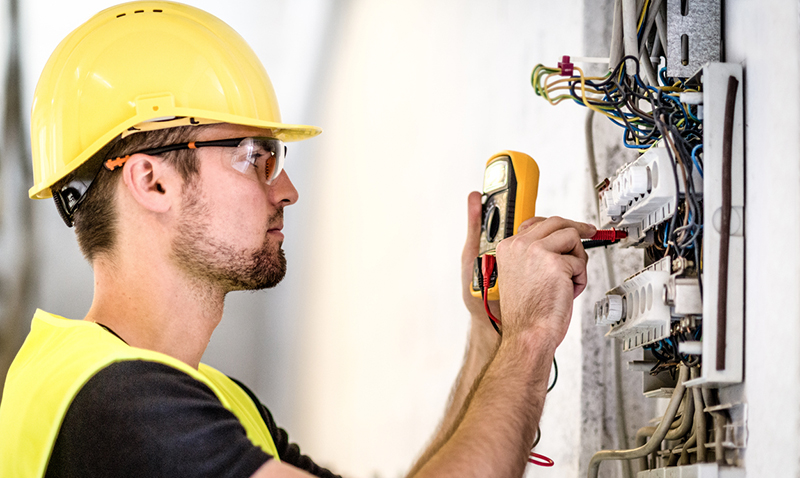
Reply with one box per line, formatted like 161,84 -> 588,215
103,136 -> 287,185
54,136 -> 287,227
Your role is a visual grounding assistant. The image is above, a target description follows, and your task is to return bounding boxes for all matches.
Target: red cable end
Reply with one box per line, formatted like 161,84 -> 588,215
481,254 -> 496,290
589,228 -> 627,242
558,55 -> 574,77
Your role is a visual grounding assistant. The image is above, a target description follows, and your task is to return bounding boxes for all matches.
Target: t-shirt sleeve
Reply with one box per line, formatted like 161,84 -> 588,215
46,360 -> 271,478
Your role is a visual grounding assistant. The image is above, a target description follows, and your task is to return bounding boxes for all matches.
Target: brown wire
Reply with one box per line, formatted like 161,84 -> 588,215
716,76 -> 739,370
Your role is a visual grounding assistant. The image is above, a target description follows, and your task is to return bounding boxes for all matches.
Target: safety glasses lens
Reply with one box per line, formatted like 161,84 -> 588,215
230,137 -> 286,185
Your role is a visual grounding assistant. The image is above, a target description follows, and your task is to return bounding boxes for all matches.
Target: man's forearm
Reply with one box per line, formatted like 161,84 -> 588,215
407,317 -> 499,475
410,332 -> 555,478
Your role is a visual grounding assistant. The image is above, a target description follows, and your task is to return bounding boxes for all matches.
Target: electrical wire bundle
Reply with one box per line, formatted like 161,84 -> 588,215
644,329 -> 701,376
531,55 -> 701,151
531,54 -> 705,288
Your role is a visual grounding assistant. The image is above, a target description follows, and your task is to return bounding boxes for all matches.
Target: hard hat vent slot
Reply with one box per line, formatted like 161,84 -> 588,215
116,13 -> 125,17
134,10 -> 144,14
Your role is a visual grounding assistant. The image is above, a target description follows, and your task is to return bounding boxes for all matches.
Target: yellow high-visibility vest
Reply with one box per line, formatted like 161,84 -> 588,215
0,309 -> 279,477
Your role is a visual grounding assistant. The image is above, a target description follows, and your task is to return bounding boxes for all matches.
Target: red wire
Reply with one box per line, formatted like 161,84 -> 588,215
528,452 -> 555,467
482,289 -> 501,325
481,254 -> 500,325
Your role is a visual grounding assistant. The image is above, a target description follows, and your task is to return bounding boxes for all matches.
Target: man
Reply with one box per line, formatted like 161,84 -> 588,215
0,2 -> 595,477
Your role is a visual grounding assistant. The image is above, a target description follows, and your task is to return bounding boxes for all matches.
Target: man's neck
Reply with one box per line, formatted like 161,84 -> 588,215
85,253 -> 225,369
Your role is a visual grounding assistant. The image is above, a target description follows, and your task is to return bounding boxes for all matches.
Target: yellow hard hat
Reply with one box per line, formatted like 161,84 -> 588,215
29,1 -> 321,199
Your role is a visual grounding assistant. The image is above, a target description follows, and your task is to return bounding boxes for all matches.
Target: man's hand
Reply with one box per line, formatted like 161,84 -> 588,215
495,215 -> 595,346
410,194 -> 596,478
460,191 -> 500,336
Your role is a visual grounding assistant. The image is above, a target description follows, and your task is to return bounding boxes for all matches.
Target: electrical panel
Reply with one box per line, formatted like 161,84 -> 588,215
530,1 -> 745,474
589,62 -> 744,476
594,63 -> 744,387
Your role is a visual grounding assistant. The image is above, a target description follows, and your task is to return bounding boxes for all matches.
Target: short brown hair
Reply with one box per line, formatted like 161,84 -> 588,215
59,125 -> 215,262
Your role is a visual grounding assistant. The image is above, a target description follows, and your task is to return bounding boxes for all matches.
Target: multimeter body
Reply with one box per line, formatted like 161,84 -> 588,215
471,151 -> 540,300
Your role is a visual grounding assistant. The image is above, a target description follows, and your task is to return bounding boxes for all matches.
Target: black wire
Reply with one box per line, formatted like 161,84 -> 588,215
489,316 -> 500,335
547,357 -> 558,392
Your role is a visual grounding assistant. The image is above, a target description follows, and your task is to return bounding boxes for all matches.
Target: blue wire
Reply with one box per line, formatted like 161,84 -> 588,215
649,87 -> 690,121
691,145 -> 704,178
603,113 -> 654,138
623,137 -> 652,150
663,224 -> 669,247
659,67 -> 669,86
686,104 -> 700,122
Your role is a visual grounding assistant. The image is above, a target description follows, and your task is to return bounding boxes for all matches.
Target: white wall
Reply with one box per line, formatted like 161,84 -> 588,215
725,0 -> 800,476
289,1 -> 588,476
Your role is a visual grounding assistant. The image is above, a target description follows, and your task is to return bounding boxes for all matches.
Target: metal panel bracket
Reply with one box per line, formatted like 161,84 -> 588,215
666,0 -> 721,77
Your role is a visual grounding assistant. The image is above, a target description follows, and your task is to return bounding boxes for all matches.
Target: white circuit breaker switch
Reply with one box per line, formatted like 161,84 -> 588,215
595,294 -> 625,326
599,257 -> 674,351
598,145 -> 702,243
666,277 -> 702,315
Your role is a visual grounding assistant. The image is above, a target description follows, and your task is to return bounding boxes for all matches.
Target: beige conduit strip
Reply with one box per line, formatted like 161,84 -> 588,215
634,382 -> 694,470
588,366 -> 689,478
691,368 -> 707,462
678,432 -> 697,465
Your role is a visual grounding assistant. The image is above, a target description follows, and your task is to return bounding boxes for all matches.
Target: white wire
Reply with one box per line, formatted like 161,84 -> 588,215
621,0 -> 640,75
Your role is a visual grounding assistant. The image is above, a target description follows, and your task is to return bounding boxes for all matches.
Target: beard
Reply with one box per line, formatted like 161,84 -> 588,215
170,183 -> 287,292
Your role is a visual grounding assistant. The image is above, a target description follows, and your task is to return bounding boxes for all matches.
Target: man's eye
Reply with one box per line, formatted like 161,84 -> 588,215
254,150 -> 273,166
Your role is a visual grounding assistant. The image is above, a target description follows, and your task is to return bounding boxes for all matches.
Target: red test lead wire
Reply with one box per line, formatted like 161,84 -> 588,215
480,254 -> 501,327
529,452 -> 555,467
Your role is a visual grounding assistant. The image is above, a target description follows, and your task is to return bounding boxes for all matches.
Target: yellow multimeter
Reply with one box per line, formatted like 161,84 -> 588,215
471,151 -> 540,300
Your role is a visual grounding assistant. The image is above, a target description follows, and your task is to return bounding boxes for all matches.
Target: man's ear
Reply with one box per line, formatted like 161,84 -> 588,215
120,153 -> 179,213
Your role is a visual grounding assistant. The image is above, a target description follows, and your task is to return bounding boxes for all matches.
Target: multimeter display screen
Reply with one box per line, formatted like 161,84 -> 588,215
483,159 -> 508,193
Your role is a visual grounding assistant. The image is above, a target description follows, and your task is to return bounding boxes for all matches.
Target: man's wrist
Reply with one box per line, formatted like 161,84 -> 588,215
468,315 -> 501,350
496,328 -> 557,373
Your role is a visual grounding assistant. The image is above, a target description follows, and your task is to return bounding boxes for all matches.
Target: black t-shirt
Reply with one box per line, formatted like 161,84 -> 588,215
45,361 -> 340,478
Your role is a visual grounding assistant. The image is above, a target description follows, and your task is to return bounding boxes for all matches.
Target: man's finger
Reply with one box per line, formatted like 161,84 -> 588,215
561,254 -> 589,299
534,227 -> 588,260
463,191 -> 482,256
518,216 -> 596,240
516,216 -> 547,234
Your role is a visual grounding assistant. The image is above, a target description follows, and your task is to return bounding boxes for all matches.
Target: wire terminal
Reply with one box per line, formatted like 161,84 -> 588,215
557,55 -> 574,77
